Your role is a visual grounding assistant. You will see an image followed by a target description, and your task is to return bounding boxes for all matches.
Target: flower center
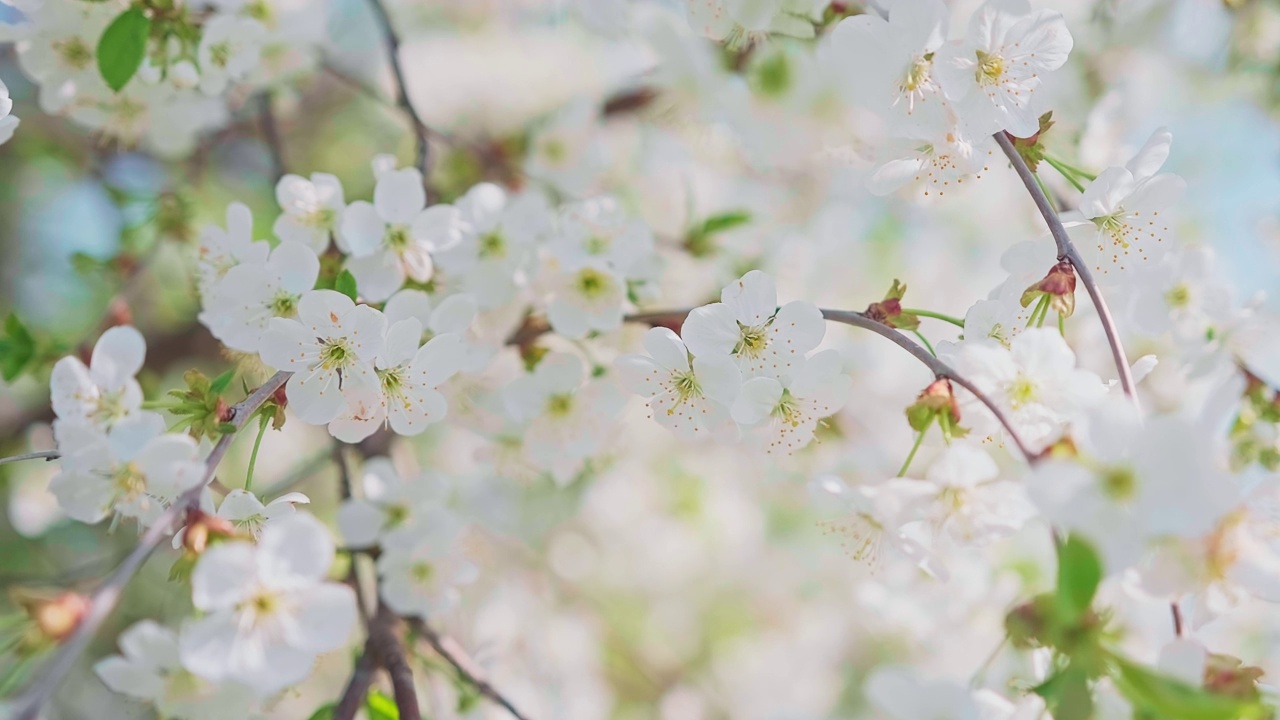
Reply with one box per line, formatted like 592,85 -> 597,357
410,561 -> 435,583
1101,466 -> 1137,501
304,207 -> 336,229
319,338 -> 354,370
585,236 -> 611,256
380,367 -> 404,396
209,42 -> 233,69
772,389 -> 803,427
270,291 -> 299,318
1096,213 -> 1132,248
735,324 -> 770,358
546,393 -> 574,417
1166,283 -> 1191,308
385,502 -> 410,528
56,38 -> 94,70
573,268 -> 612,300
386,225 -> 411,251
112,462 -> 147,500
542,138 -> 567,164
1008,376 -> 1037,409
478,231 -> 506,259
975,50 -> 1005,84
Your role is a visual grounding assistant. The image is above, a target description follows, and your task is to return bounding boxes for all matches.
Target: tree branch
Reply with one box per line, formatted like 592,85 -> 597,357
0,449 -> 59,466
9,371 -> 293,720
257,93 -> 287,184
333,643 -> 379,720
371,603 -> 421,720
406,616 -> 533,720
622,308 -> 1036,462
992,132 -> 1138,401
363,0 -> 430,179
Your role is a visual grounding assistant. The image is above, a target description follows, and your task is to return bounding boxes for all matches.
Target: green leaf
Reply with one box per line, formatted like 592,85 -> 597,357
209,369 -> 235,396
305,705 -> 336,720
1033,663 -> 1093,720
335,269 -> 359,302
97,8 -> 151,93
0,313 -> 36,382
699,210 -> 751,236
365,690 -> 400,720
1055,535 -> 1102,624
1112,656 -> 1270,720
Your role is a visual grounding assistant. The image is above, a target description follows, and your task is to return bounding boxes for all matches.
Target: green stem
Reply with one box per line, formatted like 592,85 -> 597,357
1025,295 -> 1050,328
897,415 -> 934,477
1043,156 -> 1088,192
902,308 -> 965,328
1058,311 -> 1066,337
244,415 -> 269,493
912,330 -> 937,357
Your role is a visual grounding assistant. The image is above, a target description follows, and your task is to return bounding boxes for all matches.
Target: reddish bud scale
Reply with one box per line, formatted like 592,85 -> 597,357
22,592 -> 89,643
182,507 -> 239,555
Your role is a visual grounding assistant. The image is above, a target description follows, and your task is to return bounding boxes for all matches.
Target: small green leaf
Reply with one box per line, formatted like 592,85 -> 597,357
209,369 -> 235,396
97,8 -> 151,93
305,705 -> 336,720
365,689 -> 400,720
699,210 -> 751,236
1112,656 -> 1270,720
0,313 -> 36,382
1033,663 -> 1093,720
335,269 -> 359,302
1055,535 -> 1102,623
217,422 -> 237,435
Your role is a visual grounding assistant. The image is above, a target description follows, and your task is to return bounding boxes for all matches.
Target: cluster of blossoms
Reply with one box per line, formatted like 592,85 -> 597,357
618,269 -> 848,453
7,0 -> 1280,718
0,0 -> 324,155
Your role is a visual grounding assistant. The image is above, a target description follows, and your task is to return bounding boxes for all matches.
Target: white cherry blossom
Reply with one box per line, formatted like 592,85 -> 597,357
1028,399 -> 1238,571
340,166 -> 462,301
681,270 -> 825,382
0,78 -> 17,145
730,348 -> 849,453
327,318 -> 463,442
199,241 -> 320,354
336,457 -> 456,550
828,0 -> 949,125
197,202 -> 268,293
377,532 -> 479,618
259,290 -> 387,425
50,325 -> 147,430
616,327 -> 742,440
49,418 -> 204,526
197,15 -> 267,96
943,328 -> 1106,451
273,172 -> 345,253
179,513 -> 357,697
95,621 -> 257,720
544,260 -> 628,340
934,0 -> 1074,137
433,184 -> 551,310
1064,128 -> 1187,281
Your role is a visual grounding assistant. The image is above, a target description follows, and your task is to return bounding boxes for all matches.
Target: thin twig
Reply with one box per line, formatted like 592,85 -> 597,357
407,617 -> 533,720
257,93 -> 287,183
992,132 -> 1137,401
0,450 -> 59,466
9,371 -> 292,720
334,444 -> 373,631
362,0 -> 430,178
372,603 -> 422,720
334,643 -> 379,720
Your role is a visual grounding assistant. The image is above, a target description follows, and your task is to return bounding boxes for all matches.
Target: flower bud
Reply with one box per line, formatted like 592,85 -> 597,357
865,279 -> 920,330
905,378 -> 962,433
182,507 -> 238,555
11,590 -> 88,645
1204,653 -> 1266,701
1021,260 -> 1077,318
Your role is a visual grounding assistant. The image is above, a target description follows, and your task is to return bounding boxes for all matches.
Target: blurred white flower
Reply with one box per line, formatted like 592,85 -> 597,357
199,241 -> 320,354
96,621 -> 257,720
180,513 -> 357,696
